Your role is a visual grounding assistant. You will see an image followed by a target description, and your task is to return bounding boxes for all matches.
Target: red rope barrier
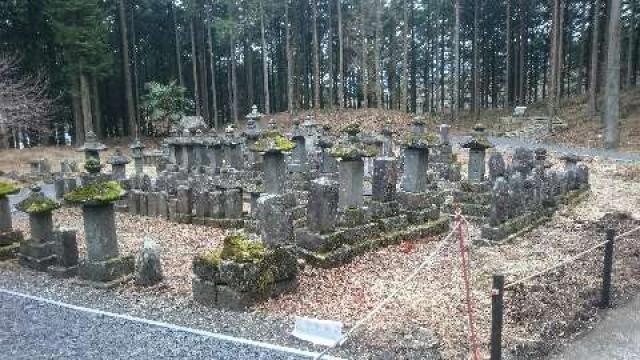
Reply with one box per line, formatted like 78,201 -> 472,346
455,211 -> 481,360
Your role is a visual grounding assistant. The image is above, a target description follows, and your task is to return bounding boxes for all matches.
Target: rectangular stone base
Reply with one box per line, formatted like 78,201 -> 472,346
0,230 -> 22,247
203,218 -> 245,229
18,254 -> 56,272
0,243 -> 19,260
79,255 -> 134,287
301,216 -> 450,268
49,265 -> 79,278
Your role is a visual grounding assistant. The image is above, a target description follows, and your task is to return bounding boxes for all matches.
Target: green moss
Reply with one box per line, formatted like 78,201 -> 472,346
84,157 -> 102,174
251,130 -> 295,153
256,268 -> 275,294
0,180 -> 20,198
198,249 -> 222,267
219,233 -> 266,263
16,195 -> 60,214
329,144 -> 378,160
403,132 -> 438,148
64,180 -> 123,204
342,123 -> 362,136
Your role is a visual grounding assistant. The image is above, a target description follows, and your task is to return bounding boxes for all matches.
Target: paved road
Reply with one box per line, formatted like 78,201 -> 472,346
551,296 -> 640,360
0,291 -> 328,360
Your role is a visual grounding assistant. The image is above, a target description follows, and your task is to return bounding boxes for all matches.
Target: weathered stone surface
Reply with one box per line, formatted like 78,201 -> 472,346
223,189 -> 243,219
488,153 -> 506,182
79,255 -> 134,285
338,159 -> 364,209
307,177 -> 339,234
467,149 -> 487,183
208,191 -> 224,218
512,147 -> 535,176
257,194 -> 293,247
402,148 -> 428,193
157,191 -> 169,219
490,177 -> 509,226
372,157 -> 398,202
263,152 -> 286,195
134,238 -> 163,287
83,203 -> 119,262
176,186 -> 192,216
192,276 -> 217,306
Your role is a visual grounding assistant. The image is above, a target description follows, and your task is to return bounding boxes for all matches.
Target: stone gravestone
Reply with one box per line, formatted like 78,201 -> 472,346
490,177 -> 509,226
488,153 -> 506,182
134,238 -> 163,287
461,124 -> 493,183
372,157 -> 398,203
257,194 -> 294,248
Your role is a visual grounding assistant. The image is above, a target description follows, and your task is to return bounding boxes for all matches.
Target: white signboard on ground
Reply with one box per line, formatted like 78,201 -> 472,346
292,317 -> 343,347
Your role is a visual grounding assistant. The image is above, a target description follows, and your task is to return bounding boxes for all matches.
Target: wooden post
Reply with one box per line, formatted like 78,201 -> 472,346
600,228 -> 616,308
490,274 -> 505,360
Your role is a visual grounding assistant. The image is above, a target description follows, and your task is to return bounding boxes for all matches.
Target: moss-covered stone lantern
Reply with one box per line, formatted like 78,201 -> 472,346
0,179 -> 22,259
64,180 -> 133,287
16,185 -> 61,270
77,131 -> 107,163
250,126 -> 295,195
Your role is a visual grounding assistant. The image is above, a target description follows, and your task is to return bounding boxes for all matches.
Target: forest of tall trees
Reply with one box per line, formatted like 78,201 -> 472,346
0,0 -> 637,147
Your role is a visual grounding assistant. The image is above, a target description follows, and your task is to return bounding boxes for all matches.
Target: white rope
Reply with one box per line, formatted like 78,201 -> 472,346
505,224 -> 640,290
313,222 -> 460,360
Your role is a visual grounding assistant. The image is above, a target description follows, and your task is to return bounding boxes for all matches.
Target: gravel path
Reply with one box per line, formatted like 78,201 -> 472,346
0,290 -> 319,360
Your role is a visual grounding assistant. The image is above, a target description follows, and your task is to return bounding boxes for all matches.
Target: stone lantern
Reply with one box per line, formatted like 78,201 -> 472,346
129,138 -> 145,175
329,123 -> 378,209
243,107 -> 263,168
250,126 -> 295,195
0,179 -> 22,259
317,124 -> 338,175
302,114 -> 318,153
461,124 -> 493,183
401,116 -> 437,193
16,185 -> 61,270
78,131 -> 107,163
108,148 -> 130,181
381,121 -> 394,157
64,180 -> 133,287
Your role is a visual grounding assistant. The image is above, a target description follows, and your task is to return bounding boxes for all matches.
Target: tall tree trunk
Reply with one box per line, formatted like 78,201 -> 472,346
285,0 -> 294,114
91,75 -> 102,138
71,76 -> 85,145
327,0 -> 334,108
260,0 -> 271,114
311,0 -> 321,110
207,12 -> 219,128
374,0 -> 382,108
625,0 -> 636,87
337,0 -> 345,109
409,0 -> 417,113
131,3 -> 140,123
453,0 -> 461,119
173,2 -> 184,87
361,0 -> 369,108
603,0 -> 622,148
401,0 -> 409,112
518,0 -> 527,105
473,0 -> 480,118
589,0 -> 601,115
505,0 -> 512,107
199,8 -> 210,124
231,30 -> 239,123
119,0 -> 136,136
548,0 -> 563,128
79,71 -> 93,138
190,16 -> 201,117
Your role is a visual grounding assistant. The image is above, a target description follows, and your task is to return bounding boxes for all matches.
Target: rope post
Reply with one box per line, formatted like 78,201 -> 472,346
600,228 -> 616,309
490,274 -> 505,360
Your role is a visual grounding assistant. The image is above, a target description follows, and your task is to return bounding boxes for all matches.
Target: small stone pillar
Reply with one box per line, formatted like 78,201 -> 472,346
560,154 -> 581,191
108,148 -> 130,181
401,117 -> 433,193
223,127 -> 243,170
488,153 -> 506,182
243,107 -> 262,168
16,186 -> 60,271
130,138 -> 145,176
438,124 -> 450,145
512,147 -> 534,176
176,185 -> 193,223
461,124 -> 493,183
289,120 -> 307,172
257,194 -> 294,247
78,131 -> 107,162
372,157 -> 398,202
302,114 -> 318,154
318,135 -> 338,174
381,122 -> 394,157
65,180 -> 133,287
49,228 -> 79,278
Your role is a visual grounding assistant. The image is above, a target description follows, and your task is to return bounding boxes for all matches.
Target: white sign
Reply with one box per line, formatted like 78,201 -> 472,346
292,316 -> 344,347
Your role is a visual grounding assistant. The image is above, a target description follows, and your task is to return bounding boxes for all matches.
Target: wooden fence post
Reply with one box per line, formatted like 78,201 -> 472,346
600,228 -> 616,308
490,274 -> 505,360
